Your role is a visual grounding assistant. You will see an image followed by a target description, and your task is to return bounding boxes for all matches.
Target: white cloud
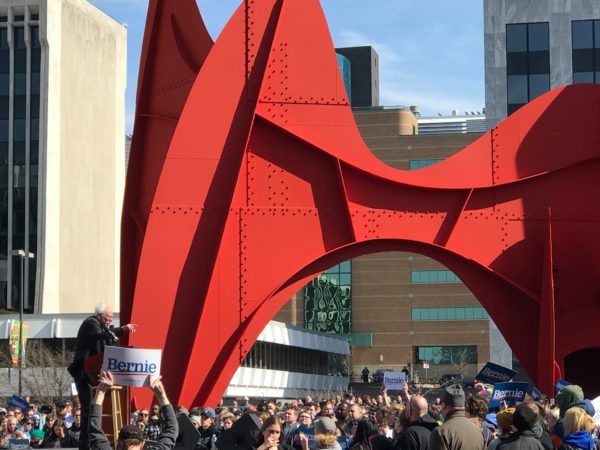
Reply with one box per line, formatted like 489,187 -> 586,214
336,30 -> 403,64
333,27 -> 484,116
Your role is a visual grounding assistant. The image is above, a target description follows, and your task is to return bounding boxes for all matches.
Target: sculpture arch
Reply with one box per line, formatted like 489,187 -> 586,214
122,0 -> 600,407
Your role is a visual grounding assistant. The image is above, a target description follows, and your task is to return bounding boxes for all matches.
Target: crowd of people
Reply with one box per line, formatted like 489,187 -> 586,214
1,379 -> 599,450
127,380 -> 600,450
0,399 -> 81,448
5,304 -> 598,450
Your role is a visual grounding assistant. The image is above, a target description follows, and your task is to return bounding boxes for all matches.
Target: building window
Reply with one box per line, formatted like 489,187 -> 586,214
414,345 -> 478,365
506,22 -> 550,115
0,20 -> 41,312
336,53 -> 351,103
409,159 -> 443,170
411,270 -> 461,284
412,307 -> 489,321
241,341 -> 349,376
572,20 -> 600,84
304,261 -> 352,334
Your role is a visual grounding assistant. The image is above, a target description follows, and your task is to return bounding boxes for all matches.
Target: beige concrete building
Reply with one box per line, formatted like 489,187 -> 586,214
0,0 -> 126,314
275,108 -> 492,381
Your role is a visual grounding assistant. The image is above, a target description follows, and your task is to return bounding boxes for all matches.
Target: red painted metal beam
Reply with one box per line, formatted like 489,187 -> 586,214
121,0 -> 213,330
124,0 -> 600,406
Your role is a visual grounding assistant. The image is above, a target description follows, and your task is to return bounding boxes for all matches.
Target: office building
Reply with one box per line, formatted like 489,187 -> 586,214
275,107 -> 495,380
0,0 -> 126,314
335,46 -> 379,108
485,0 -> 600,129
418,112 -> 486,136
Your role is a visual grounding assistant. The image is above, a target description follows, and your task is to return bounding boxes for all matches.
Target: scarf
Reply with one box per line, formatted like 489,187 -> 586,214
563,430 -> 596,450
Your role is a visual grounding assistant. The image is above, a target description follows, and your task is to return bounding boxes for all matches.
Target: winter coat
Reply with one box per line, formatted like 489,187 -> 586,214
429,410 -> 485,450
496,431 -> 545,450
396,414 -> 438,450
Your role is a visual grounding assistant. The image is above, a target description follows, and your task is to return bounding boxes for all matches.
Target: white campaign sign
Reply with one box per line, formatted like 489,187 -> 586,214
383,371 -> 406,390
102,346 -> 162,387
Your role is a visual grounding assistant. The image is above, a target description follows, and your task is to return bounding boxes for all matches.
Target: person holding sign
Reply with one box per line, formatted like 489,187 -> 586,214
89,371 -> 178,450
0,416 -> 24,447
68,303 -> 137,450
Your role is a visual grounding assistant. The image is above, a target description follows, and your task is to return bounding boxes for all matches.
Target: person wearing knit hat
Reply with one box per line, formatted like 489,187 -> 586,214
495,404 -> 545,450
571,400 -> 595,418
306,417 -> 340,450
488,408 -> 516,450
497,408 -> 516,432
429,384 -> 485,450
441,384 -> 466,408
30,429 -> 45,448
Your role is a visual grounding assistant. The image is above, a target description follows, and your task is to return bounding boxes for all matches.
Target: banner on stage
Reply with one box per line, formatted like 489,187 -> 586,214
102,346 -> 162,387
383,371 -> 406,390
476,361 -> 518,384
490,382 -> 528,407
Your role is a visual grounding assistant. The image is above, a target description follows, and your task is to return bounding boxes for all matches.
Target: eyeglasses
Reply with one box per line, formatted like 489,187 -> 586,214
139,413 -> 149,417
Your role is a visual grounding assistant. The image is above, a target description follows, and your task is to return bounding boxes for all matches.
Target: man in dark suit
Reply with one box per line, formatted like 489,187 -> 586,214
68,303 -> 137,450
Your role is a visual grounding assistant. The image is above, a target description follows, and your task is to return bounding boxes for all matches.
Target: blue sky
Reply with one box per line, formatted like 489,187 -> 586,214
89,1 -> 485,133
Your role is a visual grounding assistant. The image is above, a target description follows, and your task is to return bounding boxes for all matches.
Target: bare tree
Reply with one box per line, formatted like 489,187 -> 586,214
451,347 -> 473,377
0,340 -> 73,403
23,341 -> 74,404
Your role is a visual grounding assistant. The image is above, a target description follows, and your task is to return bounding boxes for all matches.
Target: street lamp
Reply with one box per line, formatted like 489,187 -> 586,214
10,249 -> 35,397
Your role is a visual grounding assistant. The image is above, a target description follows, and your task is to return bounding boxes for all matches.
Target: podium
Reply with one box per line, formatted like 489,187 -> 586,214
85,353 -> 129,445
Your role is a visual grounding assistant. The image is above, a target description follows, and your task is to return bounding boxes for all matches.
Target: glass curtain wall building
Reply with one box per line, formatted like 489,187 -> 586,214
304,261 -> 352,334
572,20 -> 600,83
506,22 -> 550,115
0,0 -> 126,314
336,53 -> 351,103
484,0 -> 600,129
0,12 -> 40,312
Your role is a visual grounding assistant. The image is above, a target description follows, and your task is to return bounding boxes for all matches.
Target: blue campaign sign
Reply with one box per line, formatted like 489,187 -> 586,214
7,395 -> 29,410
8,439 -> 30,449
476,362 -> 518,384
555,379 -> 572,393
337,435 -> 349,450
531,387 -> 542,399
490,382 -> 529,407
297,426 -> 315,445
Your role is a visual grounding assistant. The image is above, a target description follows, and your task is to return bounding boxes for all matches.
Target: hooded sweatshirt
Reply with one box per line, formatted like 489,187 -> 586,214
553,385 -> 585,440
557,386 -> 585,417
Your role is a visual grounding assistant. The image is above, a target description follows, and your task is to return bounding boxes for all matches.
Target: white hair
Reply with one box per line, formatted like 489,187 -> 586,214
94,303 -> 110,315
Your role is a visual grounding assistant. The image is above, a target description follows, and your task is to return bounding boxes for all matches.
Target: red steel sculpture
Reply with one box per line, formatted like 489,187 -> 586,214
122,0 -> 600,407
